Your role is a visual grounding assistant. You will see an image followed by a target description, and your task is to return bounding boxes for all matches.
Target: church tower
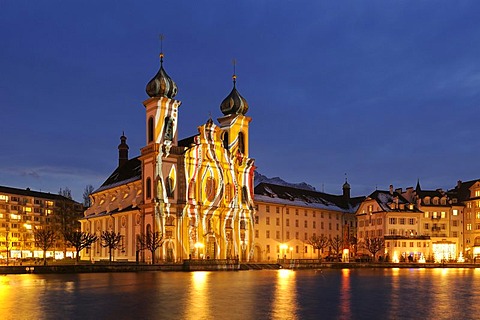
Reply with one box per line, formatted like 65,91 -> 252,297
140,48 -> 181,256
217,69 -> 251,158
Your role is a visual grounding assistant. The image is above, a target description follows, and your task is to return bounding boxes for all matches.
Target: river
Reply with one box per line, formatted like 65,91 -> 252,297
0,268 -> 478,319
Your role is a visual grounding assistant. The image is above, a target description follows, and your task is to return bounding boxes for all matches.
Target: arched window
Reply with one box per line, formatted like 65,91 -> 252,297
223,132 -> 229,149
225,183 -> 231,202
240,220 -> 246,230
166,177 -> 174,198
148,117 -> 154,143
206,177 -> 216,202
146,178 -> 152,199
242,186 -> 249,203
238,132 -> 245,154
188,179 -> 196,200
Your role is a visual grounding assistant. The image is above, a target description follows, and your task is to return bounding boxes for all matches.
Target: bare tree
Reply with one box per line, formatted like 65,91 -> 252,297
100,231 -> 122,262
83,185 -> 94,208
362,237 -> 385,261
58,187 -> 73,200
348,235 -> 358,256
56,196 -> 81,259
34,228 -> 57,265
137,231 -> 164,264
64,230 -> 98,263
4,231 -> 12,266
329,235 -> 343,258
306,234 -> 329,259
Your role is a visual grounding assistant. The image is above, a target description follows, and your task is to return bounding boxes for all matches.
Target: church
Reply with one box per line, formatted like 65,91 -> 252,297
80,51 -> 255,263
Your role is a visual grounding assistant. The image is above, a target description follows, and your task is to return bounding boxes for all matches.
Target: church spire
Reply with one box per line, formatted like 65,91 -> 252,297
118,131 -> 129,167
220,59 -> 249,116
145,34 -> 178,98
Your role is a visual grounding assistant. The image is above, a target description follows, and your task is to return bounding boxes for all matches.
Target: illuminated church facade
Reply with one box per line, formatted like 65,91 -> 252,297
81,52 -> 255,263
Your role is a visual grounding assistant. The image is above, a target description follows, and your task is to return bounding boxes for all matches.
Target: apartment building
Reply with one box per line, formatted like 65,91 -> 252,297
0,186 -> 84,261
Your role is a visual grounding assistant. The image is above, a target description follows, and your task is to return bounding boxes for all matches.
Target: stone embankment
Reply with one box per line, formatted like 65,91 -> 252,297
1,260 -> 478,274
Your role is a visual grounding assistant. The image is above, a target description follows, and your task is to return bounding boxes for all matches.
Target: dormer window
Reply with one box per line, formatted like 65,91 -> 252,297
424,197 -> 430,205
475,190 -> 480,197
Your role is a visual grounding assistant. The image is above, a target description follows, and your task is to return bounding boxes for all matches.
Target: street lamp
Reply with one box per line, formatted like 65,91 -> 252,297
194,242 -> 204,259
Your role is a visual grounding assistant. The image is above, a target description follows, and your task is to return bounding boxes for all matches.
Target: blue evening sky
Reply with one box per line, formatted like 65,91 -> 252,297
1,1 -> 480,201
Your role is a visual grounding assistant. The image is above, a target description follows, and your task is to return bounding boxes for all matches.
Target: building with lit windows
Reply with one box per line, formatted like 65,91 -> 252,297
253,181 -> 364,262
357,183 -> 466,263
80,52 -> 255,263
448,179 -> 480,261
0,186 -> 84,261
356,187 -> 424,262
402,182 -> 464,262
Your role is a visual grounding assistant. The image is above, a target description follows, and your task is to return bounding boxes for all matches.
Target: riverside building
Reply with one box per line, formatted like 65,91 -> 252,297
80,51 -> 255,263
0,185 -> 84,261
253,181 -> 364,262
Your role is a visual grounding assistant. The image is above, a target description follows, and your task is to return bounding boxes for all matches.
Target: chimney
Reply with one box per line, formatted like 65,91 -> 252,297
389,184 -> 394,195
457,180 -> 462,189
118,132 -> 129,167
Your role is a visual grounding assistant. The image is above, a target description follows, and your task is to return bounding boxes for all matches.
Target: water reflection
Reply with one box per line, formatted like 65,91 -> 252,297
186,272 -> 211,320
272,269 -> 298,320
338,269 -> 351,319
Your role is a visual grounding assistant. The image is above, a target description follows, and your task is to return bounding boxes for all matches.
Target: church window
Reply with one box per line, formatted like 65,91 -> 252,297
205,177 -> 216,202
148,117 -> 154,143
188,180 -> 196,199
240,220 -> 246,229
146,178 -> 152,199
223,132 -> 229,149
166,177 -> 174,198
238,132 -> 245,154
225,184 -> 231,202
242,186 -> 248,203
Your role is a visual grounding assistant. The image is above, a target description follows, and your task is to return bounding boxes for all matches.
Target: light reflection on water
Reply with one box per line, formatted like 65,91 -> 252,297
272,269 -> 298,320
1,269 -> 480,319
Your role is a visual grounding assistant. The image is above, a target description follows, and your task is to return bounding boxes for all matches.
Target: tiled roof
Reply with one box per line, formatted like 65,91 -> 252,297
254,182 -> 364,213
448,179 -> 480,202
367,190 -> 417,212
95,157 -> 142,193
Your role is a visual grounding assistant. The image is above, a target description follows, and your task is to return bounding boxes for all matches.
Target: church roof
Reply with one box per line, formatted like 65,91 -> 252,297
95,157 -> 142,193
220,81 -> 249,116
145,54 -> 178,99
254,182 -> 364,213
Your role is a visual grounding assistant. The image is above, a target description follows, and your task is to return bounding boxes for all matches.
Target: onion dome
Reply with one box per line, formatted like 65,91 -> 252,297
220,75 -> 249,116
146,53 -> 178,98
